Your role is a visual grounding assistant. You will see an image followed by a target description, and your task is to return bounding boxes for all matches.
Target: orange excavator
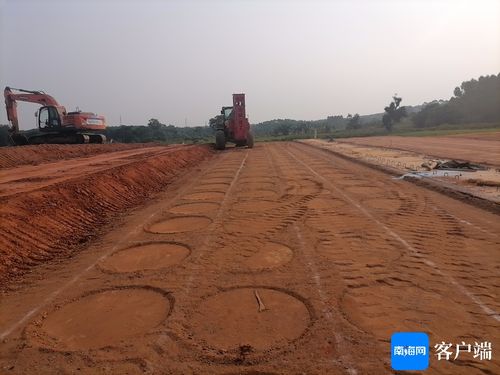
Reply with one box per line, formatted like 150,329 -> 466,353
4,86 -> 107,145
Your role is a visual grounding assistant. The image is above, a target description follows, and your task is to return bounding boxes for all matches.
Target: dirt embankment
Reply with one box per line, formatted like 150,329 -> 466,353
0,144 -> 212,286
0,143 -> 162,169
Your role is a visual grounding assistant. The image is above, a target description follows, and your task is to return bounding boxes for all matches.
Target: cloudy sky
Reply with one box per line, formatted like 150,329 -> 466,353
1,0 -> 499,129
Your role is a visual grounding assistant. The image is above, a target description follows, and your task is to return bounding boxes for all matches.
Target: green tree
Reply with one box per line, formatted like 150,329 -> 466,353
147,118 -> 163,129
411,73 -> 500,127
346,114 -> 361,130
453,86 -> 463,98
383,95 -> 406,131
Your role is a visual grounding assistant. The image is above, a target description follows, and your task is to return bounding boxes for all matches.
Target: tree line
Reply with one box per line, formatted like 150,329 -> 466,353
1,73 -> 498,146
0,119 -> 213,146
412,73 -> 500,128
252,73 -> 499,137
105,119 -> 212,143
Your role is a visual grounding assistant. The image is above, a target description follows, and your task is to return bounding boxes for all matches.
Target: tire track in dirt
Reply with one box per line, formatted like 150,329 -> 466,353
1,142 -> 499,374
264,144 -> 389,373
284,142 -> 500,375
287,143 -> 499,319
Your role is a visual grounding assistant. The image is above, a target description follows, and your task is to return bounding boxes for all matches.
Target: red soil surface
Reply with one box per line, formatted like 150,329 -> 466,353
340,132 -> 500,167
0,142 -> 498,374
0,143 -> 161,169
0,144 -> 212,285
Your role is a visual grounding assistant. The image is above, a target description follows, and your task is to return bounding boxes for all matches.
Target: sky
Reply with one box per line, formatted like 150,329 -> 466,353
0,0 -> 499,129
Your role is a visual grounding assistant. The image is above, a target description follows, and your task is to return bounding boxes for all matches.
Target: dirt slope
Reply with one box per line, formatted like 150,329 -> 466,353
0,143 -> 161,169
0,144 -> 212,285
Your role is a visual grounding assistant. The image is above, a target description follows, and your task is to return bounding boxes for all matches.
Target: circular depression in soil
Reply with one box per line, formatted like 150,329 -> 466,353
190,287 -> 310,351
99,243 -> 190,273
232,200 -> 280,213
169,202 -> 220,214
199,177 -> 233,185
183,191 -> 225,201
40,287 -> 170,350
205,172 -> 235,179
194,183 -> 229,192
244,243 -> 293,270
238,177 -> 276,185
236,182 -> 275,191
237,189 -> 277,199
212,242 -> 293,272
147,216 -> 211,233
224,218 -> 278,234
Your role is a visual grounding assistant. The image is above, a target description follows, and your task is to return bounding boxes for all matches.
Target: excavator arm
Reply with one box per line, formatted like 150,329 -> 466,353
4,87 -> 65,133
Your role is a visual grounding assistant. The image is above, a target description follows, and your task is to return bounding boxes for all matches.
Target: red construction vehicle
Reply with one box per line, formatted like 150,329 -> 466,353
4,86 -> 107,145
209,93 -> 253,150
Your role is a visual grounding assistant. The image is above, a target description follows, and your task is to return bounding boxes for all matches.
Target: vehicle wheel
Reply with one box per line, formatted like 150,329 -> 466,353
77,134 -> 90,144
89,134 -> 107,144
215,130 -> 226,150
247,132 -> 254,148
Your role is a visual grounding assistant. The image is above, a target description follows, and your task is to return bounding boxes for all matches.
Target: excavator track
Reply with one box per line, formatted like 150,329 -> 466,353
11,133 -> 107,146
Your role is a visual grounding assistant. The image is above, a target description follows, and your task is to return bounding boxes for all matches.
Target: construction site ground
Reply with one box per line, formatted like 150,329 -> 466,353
335,132 -> 500,167
303,134 -> 500,204
0,141 -> 499,374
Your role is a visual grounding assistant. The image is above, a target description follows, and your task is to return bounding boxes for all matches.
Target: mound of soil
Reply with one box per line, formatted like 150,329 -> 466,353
0,143 -> 160,169
0,145 -> 212,286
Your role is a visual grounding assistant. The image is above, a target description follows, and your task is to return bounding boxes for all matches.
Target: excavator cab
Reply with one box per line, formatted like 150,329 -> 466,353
38,106 -> 61,130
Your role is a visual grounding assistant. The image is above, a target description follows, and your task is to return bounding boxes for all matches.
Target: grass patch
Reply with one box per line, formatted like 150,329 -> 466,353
254,122 -> 500,142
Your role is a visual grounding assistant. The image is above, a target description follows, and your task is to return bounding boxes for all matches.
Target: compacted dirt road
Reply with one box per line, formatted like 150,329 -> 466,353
0,142 -> 498,374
